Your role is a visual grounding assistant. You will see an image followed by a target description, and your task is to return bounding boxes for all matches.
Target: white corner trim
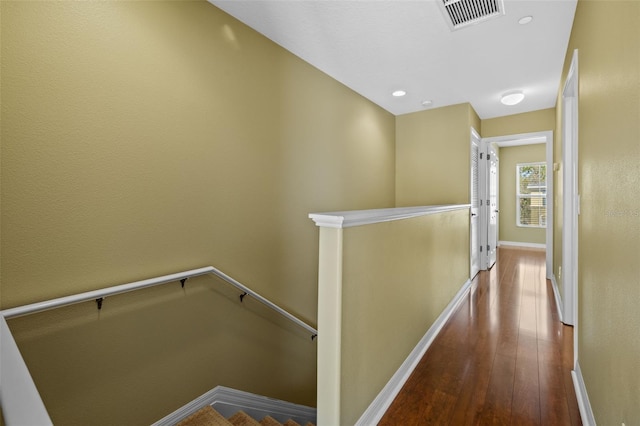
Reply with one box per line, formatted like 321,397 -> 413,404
152,386 -> 316,426
498,241 -> 546,250
0,315 -> 53,426
549,273 -> 564,323
309,204 -> 471,229
355,279 -> 472,426
572,362 -> 596,426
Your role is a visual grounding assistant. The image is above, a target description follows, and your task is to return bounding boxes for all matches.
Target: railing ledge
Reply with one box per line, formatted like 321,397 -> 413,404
309,204 -> 471,229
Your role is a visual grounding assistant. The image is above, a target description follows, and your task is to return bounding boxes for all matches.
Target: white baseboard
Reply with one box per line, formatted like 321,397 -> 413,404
549,273 -> 564,323
355,279 -> 473,426
572,362 -> 596,426
152,386 -> 316,426
498,240 -> 546,250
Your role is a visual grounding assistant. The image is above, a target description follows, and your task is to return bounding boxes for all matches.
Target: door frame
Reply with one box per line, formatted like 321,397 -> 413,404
562,49 -> 579,335
482,131 -> 554,281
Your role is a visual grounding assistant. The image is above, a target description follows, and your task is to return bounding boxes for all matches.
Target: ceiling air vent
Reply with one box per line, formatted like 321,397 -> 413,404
438,0 -> 505,31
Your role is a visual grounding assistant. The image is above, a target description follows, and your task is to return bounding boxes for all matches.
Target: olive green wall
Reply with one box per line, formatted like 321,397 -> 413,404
498,144 -> 547,245
0,1 -> 395,423
315,210 -> 470,425
395,103 -> 479,207
340,211 -> 469,424
8,277 -> 318,425
558,1 -> 640,424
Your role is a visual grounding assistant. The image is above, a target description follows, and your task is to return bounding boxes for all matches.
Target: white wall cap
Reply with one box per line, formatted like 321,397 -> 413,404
309,204 -> 470,228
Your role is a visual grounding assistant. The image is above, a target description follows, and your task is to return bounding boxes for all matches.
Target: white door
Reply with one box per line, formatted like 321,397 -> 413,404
470,130 -> 481,278
487,145 -> 499,269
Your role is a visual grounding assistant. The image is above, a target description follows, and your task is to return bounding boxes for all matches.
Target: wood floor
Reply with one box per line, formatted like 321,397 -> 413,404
379,247 -> 582,426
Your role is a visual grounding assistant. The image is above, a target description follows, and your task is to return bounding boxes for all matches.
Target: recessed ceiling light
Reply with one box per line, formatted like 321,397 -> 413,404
421,100 -> 433,107
518,16 -> 533,25
392,90 -> 407,97
501,91 -> 525,106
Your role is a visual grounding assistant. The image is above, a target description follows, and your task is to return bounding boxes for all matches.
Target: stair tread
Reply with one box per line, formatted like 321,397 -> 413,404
228,411 -> 262,426
174,405 -> 315,426
259,415 -> 282,426
177,406 -> 232,426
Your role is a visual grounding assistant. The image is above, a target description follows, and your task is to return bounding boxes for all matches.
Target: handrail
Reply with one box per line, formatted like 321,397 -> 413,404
0,266 -> 317,426
207,267 -> 318,338
2,266 -> 317,336
1,266 -> 317,336
1,267 -> 214,319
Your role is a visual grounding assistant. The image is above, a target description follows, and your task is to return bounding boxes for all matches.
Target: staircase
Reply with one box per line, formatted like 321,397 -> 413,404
177,406 -> 315,426
152,386 -> 316,426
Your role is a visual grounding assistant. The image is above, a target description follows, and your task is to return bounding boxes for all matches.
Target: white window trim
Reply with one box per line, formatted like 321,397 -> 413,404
516,162 -> 547,228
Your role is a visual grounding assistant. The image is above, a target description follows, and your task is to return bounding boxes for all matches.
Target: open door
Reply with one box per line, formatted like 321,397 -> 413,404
470,129 -> 481,278
477,139 -> 499,271
487,144 -> 499,269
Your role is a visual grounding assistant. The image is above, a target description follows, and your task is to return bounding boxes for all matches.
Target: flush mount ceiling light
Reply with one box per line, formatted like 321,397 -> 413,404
392,90 -> 407,97
421,100 -> 433,107
501,91 -> 525,106
518,15 -> 533,25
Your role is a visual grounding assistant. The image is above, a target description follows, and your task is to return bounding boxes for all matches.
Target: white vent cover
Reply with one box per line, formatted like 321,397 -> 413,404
438,0 -> 505,31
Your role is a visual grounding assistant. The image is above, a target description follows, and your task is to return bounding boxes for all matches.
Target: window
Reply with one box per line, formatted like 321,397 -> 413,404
517,162 -> 546,228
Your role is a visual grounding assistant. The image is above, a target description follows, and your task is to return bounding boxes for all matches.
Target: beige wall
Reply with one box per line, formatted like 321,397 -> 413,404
498,144 -> 547,245
482,108 -> 555,138
0,1 -> 396,423
558,0 -> 640,423
316,210 -> 470,425
396,103 -> 478,206
341,211 -> 469,424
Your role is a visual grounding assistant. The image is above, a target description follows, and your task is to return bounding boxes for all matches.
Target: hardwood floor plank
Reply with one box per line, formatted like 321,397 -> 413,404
477,352 -> 516,425
511,335 -> 540,425
448,328 -> 496,425
538,339 -> 573,426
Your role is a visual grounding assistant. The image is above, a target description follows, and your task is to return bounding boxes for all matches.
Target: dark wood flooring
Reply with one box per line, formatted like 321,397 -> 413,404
379,247 -> 582,426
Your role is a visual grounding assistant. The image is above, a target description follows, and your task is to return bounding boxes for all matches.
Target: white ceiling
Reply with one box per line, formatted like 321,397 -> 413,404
208,0 -> 577,119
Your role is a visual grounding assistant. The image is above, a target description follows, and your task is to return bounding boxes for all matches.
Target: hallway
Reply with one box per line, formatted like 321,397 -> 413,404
379,247 -> 581,425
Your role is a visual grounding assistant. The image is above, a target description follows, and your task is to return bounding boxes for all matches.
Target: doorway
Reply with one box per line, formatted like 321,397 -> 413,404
482,131 -> 554,280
